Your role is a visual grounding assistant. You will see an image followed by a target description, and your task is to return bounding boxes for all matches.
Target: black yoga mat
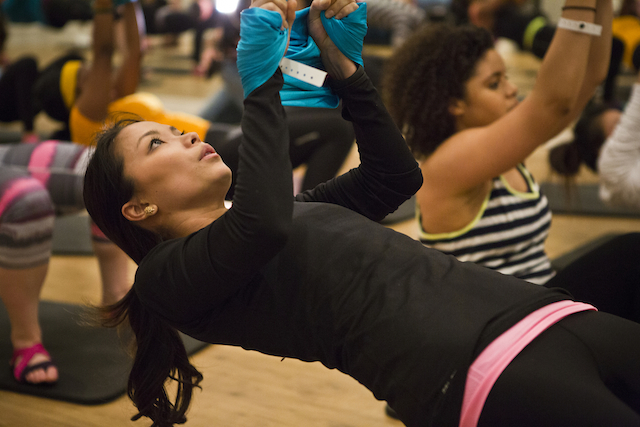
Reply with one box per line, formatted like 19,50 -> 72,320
0,300 -> 208,405
540,182 -> 640,218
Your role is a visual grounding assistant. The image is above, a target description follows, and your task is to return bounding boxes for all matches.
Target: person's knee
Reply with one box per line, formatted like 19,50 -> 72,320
0,177 -> 54,268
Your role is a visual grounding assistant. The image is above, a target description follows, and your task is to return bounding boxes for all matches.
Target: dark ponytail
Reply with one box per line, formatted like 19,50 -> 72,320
548,141 -> 582,177
548,102 -> 613,177
99,290 -> 203,426
86,118 -> 203,425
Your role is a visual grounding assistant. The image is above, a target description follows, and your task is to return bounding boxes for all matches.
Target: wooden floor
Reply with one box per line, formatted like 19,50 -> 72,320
1,21 -> 640,427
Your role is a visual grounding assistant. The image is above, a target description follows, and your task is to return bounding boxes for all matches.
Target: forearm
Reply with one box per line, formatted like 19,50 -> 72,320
571,0 -> 613,118
296,67 -> 422,221
231,70 -> 293,240
331,67 -> 419,180
531,1 -> 601,124
113,2 -> 143,98
92,0 -> 116,60
320,47 -> 357,81
585,0 -> 612,82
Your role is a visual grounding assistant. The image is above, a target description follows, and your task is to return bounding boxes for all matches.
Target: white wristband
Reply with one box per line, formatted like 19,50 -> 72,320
557,18 -> 602,36
279,58 -> 327,87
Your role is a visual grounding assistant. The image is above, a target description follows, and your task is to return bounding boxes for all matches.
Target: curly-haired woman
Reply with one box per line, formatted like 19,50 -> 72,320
384,0 -> 640,325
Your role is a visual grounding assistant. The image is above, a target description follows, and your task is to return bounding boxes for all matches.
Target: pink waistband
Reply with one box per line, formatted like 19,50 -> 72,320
459,300 -> 597,427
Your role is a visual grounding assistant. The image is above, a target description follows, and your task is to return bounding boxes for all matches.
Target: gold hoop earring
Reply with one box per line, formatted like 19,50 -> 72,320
144,206 -> 156,216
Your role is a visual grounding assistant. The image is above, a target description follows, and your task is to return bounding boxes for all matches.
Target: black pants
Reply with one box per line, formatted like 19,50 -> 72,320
480,310 -> 640,426
0,57 -> 38,132
545,233 -> 640,324
285,105 -> 355,191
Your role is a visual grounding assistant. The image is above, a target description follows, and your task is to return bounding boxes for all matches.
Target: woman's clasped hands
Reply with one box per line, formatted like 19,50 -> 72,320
251,0 -> 359,79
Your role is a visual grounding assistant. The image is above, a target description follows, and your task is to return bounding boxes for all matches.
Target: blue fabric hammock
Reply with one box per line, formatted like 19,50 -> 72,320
237,3 -> 367,108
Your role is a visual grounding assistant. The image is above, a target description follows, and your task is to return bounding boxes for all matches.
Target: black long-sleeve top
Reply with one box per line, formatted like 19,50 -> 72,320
134,67 -> 571,426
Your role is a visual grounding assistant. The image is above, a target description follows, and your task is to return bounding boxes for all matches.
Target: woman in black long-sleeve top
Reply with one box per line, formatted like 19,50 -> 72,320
83,0 -> 640,426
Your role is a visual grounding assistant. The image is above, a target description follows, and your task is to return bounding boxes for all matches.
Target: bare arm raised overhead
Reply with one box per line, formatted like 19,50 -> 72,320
425,0 -> 611,195
74,0 -> 143,122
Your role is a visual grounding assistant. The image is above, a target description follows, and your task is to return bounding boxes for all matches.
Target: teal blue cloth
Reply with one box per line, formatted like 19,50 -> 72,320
237,7 -> 289,99
237,3 -> 367,107
2,0 -> 44,23
114,0 -> 138,6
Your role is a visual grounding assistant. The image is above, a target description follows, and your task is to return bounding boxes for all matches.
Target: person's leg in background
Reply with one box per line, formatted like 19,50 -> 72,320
39,141 -> 134,306
285,105 -> 355,192
0,56 -> 40,142
91,234 -> 133,305
0,168 -> 58,384
546,233 -> 640,324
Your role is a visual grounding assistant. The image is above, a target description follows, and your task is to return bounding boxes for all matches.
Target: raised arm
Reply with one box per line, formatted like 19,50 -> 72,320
137,0 -> 298,320
427,0 -> 612,194
73,0 -> 117,122
112,1 -> 144,99
296,0 -> 422,221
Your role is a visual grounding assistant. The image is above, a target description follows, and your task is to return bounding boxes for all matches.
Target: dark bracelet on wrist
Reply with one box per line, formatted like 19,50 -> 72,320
93,7 -> 113,14
562,6 -> 597,12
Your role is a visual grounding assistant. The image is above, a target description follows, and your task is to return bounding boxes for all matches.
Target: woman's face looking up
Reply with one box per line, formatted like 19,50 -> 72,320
116,121 -> 232,214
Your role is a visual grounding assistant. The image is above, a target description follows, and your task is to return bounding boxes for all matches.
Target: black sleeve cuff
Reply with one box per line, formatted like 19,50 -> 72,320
327,65 -> 369,95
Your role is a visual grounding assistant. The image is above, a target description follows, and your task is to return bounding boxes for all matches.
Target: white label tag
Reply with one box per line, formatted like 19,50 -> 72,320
557,18 -> 602,36
279,58 -> 327,87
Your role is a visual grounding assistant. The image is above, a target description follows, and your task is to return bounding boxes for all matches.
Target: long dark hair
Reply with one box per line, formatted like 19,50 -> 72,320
383,24 -> 494,159
84,118 -> 203,426
548,102 -> 613,177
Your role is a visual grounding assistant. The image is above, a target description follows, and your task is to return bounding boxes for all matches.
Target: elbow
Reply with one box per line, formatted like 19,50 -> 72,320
585,71 -> 608,97
544,96 -> 575,122
409,166 -> 424,196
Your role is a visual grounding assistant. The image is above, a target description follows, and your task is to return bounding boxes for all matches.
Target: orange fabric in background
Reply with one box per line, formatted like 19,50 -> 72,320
70,92 -> 210,146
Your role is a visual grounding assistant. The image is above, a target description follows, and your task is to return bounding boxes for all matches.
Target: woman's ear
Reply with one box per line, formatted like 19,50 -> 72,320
122,199 -> 152,222
449,98 -> 466,117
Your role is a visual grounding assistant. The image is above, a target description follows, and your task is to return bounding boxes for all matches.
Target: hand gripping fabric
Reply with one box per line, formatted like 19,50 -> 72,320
237,8 -> 289,99
237,3 -> 367,108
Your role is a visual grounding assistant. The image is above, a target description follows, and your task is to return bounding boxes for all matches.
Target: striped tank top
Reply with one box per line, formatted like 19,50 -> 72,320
419,164 -> 555,285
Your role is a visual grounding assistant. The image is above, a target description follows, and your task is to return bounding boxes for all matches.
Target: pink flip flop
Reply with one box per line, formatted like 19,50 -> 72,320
10,343 -> 58,385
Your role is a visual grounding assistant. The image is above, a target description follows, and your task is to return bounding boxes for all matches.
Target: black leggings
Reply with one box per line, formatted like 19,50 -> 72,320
545,233 -> 640,324
0,57 -> 38,132
286,105 -> 355,191
479,310 -> 640,427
